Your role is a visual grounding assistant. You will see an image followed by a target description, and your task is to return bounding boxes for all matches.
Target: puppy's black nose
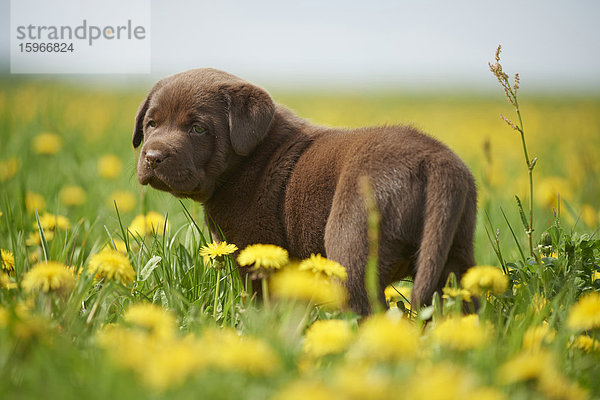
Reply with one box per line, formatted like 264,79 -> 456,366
145,149 -> 166,169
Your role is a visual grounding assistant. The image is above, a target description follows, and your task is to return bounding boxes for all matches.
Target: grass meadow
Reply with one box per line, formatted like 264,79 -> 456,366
0,71 -> 599,399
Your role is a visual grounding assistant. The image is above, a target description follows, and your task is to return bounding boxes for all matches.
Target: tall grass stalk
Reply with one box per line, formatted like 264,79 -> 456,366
359,176 -> 384,314
213,265 -> 221,319
489,45 -> 538,260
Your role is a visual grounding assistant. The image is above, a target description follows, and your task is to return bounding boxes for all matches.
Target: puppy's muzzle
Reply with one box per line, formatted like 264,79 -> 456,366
145,149 -> 167,169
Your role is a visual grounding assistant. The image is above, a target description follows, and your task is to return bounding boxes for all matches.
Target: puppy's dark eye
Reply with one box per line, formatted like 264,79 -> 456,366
191,125 -> 207,134
148,120 -> 156,128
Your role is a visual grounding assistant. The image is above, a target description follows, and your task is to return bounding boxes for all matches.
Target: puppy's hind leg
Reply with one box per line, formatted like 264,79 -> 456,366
324,191 -> 371,316
411,161 -> 471,310
441,180 -> 478,312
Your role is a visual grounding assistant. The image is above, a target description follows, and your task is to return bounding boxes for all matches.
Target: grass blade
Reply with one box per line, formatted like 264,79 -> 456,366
500,207 -> 527,264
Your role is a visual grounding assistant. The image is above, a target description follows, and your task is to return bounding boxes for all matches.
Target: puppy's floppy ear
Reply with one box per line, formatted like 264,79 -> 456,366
132,96 -> 149,148
132,80 -> 165,148
222,83 -> 275,156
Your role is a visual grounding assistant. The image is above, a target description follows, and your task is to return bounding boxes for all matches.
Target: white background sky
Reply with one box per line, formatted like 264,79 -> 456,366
1,0 -> 599,91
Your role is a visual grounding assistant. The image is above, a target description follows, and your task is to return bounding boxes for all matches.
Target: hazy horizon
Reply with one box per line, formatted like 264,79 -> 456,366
1,0 -> 599,92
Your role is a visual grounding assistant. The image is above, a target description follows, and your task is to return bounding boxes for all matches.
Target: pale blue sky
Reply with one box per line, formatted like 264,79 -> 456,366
1,0 -> 599,90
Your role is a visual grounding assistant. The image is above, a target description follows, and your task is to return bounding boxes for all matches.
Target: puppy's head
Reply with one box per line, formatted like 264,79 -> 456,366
133,68 -> 275,202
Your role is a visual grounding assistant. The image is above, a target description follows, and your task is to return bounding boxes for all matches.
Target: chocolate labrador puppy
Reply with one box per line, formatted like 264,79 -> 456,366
133,68 -> 477,315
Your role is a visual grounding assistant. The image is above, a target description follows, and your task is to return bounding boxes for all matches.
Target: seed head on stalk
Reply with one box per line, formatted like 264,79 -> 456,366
489,45 -> 538,261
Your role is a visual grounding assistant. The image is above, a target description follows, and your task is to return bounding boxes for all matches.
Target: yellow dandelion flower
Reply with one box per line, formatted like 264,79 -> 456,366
15,299 -> 34,319
567,292 -> 600,331
229,335 -> 280,374
349,313 -> 419,362
270,268 -> 348,309
522,324 -> 555,351
470,387 -> 509,400
114,239 -> 128,253
237,244 -> 289,272
538,373 -> 589,400
68,264 -> 84,276
499,350 -> 587,400
571,335 -> 599,352
25,191 -> 46,214
36,212 -> 71,231
431,315 -> 491,351
529,293 -> 549,314
299,254 -> 348,281
442,287 -> 472,302
124,303 -> 176,340
0,306 -> 7,326
384,285 -> 411,302
593,271 -> 600,282
26,230 -> 54,246
96,326 -> 151,376
107,190 -> 137,212
1,249 -> 15,275
200,327 -> 280,374
303,319 -> 353,358
497,350 -> 550,384
103,239 -> 128,254
199,241 -> 238,264
540,252 -> 558,261
59,185 -> 87,206
333,364 -> 395,400
0,157 -> 19,182
128,211 -> 166,237
272,380 -> 340,400
98,154 -> 123,179
461,265 -> 508,296
88,249 -> 136,284
137,335 -> 206,390
11,311 -> 51,342
32,132 -> 62,155
21,261 -> 76,293
409,363 -> 506,400
1,272 -> 18,290
536,176 -> 572,209
97,325 -> 205,391
580,204 -> 598,228
385,285 -> 412,310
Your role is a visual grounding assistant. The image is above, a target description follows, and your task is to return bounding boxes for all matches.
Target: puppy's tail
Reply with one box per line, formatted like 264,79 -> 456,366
411,159 -> 469,309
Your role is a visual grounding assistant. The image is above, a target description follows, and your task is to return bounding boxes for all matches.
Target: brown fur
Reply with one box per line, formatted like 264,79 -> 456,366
133,68 -> 477,315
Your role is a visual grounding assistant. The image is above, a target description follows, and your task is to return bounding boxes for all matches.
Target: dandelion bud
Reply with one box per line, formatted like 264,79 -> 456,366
540,231 -> 552,247
538,231 -> 553,256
